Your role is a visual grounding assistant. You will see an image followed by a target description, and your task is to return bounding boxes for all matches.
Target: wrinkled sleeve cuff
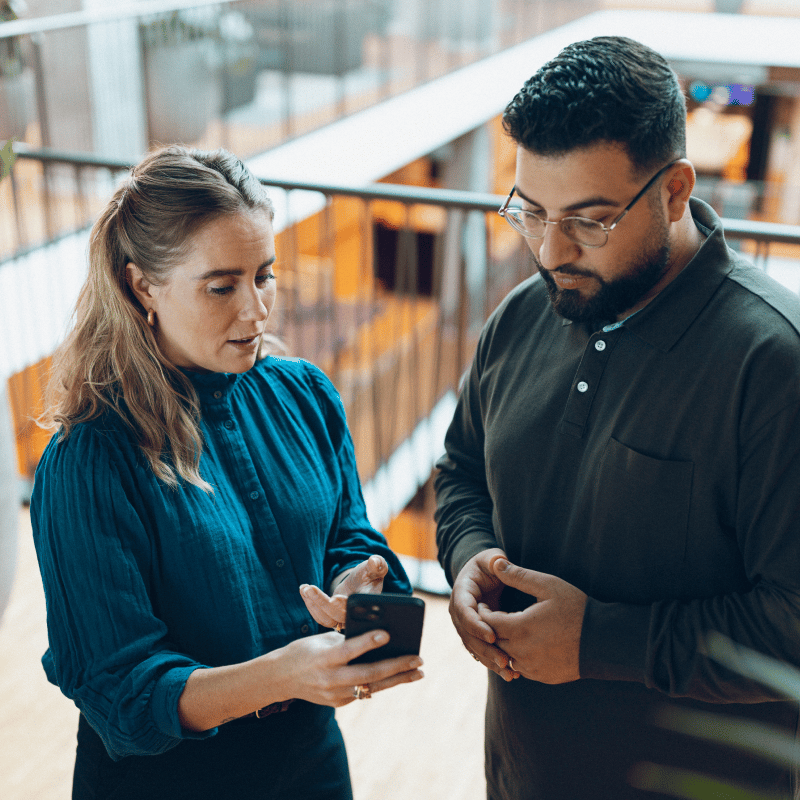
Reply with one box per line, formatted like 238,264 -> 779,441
447,533 -> 499,587
580,598 -> 651,683
151,666 -> 218,742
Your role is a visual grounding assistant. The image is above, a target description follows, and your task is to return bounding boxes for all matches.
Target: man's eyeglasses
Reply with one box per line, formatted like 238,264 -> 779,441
498,160 -> 678,248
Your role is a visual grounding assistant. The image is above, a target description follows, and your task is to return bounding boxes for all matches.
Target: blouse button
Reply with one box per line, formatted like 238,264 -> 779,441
577,381 -> 589,393
300,624 -> 310,634
595,340 -> 606,351
213,391 -> 222,399
250,491 -> 259,500
224,420 -> 234,430
276,559 -> 285,568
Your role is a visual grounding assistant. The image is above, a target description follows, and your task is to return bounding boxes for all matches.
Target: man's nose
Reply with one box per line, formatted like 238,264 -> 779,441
533,222 -> 581,272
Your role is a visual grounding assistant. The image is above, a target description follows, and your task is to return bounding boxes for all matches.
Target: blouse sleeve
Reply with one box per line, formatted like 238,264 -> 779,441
306,366 -> 412,595
30,425 -> 215,761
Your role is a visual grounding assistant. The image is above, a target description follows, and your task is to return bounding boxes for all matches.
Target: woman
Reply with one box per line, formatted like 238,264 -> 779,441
30,146 -> 423,799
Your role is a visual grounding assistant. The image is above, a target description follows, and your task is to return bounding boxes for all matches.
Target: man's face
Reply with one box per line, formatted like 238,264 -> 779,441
514,143 -> 676,323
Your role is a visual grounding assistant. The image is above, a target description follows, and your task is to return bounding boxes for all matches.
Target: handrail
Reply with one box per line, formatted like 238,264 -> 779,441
11,144 -> 505,211
0,0 -> 236,39
12,144 -> 800,242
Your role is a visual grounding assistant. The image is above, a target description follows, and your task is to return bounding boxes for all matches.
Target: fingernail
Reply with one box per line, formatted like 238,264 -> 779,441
412,670 -> 424,680
410,657 -> 423,668
495,559 -> 509,572
373,631 -> 389,644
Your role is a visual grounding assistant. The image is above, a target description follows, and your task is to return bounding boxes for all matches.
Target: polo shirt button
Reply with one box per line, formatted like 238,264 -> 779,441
301,624 -> 310,634
276,558 -> 285,568
595,340 -> 606,351
577,381 -> 589,393
224,420 -> 234,429
213,391 -> 222,399
250,491 -> 259,500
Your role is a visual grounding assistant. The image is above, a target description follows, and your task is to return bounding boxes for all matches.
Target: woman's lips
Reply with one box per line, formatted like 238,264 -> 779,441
228,334 -> 260,350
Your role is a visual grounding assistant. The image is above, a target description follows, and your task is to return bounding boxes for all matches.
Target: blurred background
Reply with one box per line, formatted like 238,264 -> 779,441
3,0 -> 800,797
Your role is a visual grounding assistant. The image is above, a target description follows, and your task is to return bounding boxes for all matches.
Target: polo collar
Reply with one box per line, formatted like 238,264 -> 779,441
620,197 -> 734,352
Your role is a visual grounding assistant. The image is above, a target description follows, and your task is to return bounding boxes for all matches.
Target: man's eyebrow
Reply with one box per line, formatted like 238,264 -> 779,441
514,186 -> 620,213
196,257 -> 276,281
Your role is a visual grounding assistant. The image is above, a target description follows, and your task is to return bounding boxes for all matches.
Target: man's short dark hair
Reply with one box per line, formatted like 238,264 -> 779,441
502,36 -> 687,174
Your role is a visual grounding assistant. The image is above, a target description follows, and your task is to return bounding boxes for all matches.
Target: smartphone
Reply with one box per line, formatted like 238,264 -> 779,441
345,593 -> 425,664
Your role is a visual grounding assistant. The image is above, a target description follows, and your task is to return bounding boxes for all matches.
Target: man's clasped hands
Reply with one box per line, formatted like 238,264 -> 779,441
449,549 -> 588,685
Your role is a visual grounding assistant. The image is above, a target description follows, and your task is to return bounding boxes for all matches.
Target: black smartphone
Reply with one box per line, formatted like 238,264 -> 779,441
344,593 -> 425,664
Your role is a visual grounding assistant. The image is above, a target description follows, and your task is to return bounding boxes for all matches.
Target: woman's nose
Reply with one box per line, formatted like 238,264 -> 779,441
239,286 -> 271,321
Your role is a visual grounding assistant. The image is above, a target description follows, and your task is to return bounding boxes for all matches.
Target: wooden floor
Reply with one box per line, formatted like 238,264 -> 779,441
0,508 -> 488,800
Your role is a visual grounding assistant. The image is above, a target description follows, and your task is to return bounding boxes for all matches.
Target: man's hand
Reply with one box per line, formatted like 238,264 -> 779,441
477,557 -> 587,684
449,548 -> 518,681
300,555 -> 387,629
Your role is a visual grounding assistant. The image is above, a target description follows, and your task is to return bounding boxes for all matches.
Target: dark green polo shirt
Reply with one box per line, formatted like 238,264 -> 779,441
436,198 -> 800,799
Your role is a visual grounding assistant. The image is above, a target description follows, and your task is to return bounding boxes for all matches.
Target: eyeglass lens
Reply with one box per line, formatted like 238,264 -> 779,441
506,211 -> 607,247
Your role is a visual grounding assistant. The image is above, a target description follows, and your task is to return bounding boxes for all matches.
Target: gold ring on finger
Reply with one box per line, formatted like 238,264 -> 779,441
353,684 -> 372,700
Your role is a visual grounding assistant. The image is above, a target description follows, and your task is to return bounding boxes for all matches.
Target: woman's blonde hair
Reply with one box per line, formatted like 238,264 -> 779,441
42,145 -> 275,491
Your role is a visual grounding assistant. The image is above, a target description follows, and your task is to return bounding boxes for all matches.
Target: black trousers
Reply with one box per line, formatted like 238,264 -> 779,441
72,701 -> 353,800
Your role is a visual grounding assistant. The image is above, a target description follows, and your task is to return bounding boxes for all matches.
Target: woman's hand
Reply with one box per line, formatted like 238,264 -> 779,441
299,555 -> 388,629
278,629 -> 423,708
178,628 -> 424,731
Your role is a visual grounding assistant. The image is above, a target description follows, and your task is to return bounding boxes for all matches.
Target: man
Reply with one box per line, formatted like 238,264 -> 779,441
435,35 -> 800,799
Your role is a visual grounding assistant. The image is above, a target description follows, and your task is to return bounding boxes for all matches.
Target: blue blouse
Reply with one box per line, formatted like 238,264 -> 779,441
30,356 -> 411,760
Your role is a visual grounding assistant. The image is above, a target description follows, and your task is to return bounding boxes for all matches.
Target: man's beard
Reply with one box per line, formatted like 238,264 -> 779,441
533,222 -> 671,325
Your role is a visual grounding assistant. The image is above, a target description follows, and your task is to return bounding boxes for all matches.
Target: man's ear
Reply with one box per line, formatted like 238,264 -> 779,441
665,160 -> 695,222
126,263 -> 155,309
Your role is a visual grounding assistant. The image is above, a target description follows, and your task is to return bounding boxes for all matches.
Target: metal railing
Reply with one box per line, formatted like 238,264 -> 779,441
0,0 -> 599,159
3,147 -> 800,500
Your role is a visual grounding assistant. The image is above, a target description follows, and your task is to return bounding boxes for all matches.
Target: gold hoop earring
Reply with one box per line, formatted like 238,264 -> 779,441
147,308 -> 155,327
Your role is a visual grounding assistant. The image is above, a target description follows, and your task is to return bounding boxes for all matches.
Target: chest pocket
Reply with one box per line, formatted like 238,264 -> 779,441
582,437 -> 693,602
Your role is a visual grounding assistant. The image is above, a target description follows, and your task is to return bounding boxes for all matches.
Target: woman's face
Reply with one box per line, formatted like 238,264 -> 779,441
129,209 -> 277,374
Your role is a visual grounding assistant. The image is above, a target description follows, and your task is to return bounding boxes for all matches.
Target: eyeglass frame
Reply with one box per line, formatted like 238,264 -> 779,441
498,159 -> 680,248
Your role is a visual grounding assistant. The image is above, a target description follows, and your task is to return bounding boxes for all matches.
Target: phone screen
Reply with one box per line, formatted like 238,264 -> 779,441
345,593 -> 425,664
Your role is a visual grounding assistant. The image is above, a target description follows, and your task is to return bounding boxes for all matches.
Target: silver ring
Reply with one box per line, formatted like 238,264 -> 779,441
508,658 -> 515,672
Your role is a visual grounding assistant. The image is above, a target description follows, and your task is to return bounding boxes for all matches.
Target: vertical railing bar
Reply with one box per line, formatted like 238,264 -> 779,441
75,164 -> 84,228
483,210 -> 493,323
287,189 -> 301,359
9,166 -> 27,253
369,204 -> 385,472
384,203 -> 409,458
323,194 -> 338,383
355,196 -> 372,478
429,203 -> 448,405
407,203 -> 421,434
457,208 -> 471,385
